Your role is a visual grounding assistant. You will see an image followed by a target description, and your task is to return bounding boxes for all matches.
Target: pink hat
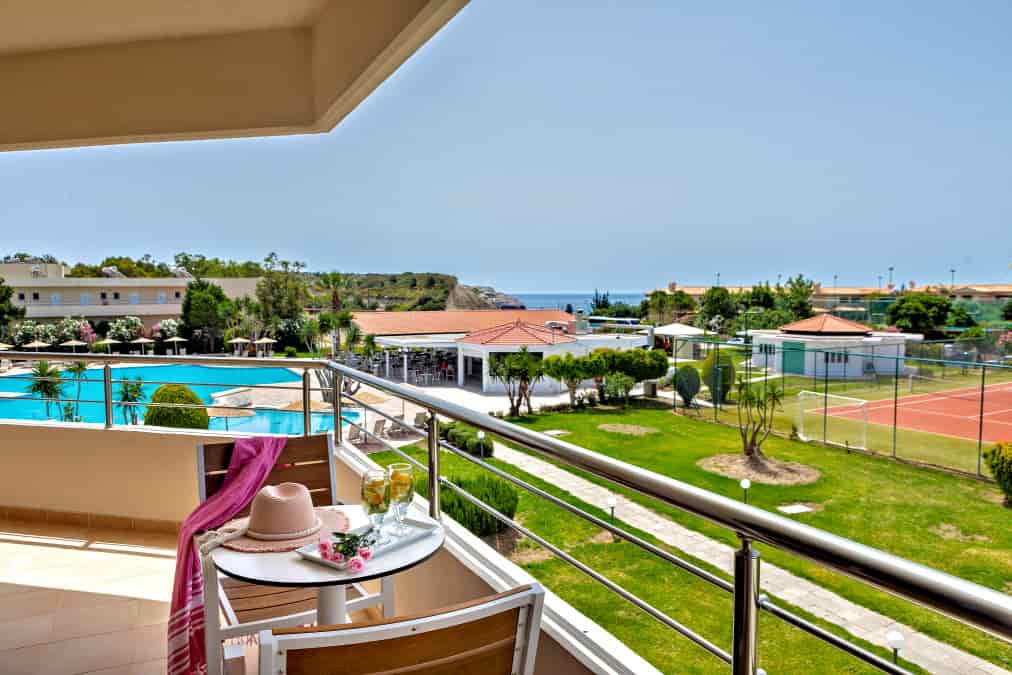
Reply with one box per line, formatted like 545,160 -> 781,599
221,483 -> 349,553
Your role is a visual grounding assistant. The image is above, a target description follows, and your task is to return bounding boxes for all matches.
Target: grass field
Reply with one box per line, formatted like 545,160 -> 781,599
371,446 -> 926,674
502,405 -> 1012,671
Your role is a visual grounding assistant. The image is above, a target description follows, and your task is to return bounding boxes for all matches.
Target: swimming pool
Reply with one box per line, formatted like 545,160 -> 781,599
0,363 -> 359,435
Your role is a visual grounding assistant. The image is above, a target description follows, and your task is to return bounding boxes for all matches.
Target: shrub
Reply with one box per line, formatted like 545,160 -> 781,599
585,390 -> 598,407
984,442 -> 1012,505
701,350 -> 736,403
143,384 -> 209,430
604,372 -> 635,406
432,474 -> 519,537
443,422 -> 492,458
675,364 -> 701,407
284,346 -> 298,358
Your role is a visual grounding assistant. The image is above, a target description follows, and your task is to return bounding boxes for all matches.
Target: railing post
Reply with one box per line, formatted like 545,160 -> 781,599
334,371 -> 343,445
732,537 -> 760,675
302,369 -> 311,437
426,410 -> 440,519
103,364 -> 113,429
977,365 -> 986,476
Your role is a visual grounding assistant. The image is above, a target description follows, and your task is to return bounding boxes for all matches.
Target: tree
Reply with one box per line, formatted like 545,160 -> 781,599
776,275 -> 816,320
0,275 -> 25,338
1003,301 -> 1012,321
886,292 -> 951,335
590,289 -> 611,313
696,287 -> 738,330
946,305 -> 977,328
735,377 -> 783,460
334,309 -> 354,358
674,364 -> 701,407
317,272 -> 349,312
489,354 -> 524,417
144,384 -> 209,429
181,279 -> 229,352
300,316 -> 321,355
514,347 -> 543,414
117,377 -> 146,425
644,289 -> 695,324
604,373 -> 635,407
741,283 -> 776,310
255,253 -> 309,321
542,353 -> 588,406
28,361 -> 64,418
701,349 -> 736,403
582,352 -> 608,400
564,303 -> 574,315
65,361 -> 88,420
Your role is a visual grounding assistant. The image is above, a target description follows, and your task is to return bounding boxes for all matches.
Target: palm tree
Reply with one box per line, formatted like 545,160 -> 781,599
28,360 -> 64,419
317,272 -> 349,312
65,361 -> 88,420
343,323 -> 361,363
117,376 -> 146,425
334,309 -> 354,359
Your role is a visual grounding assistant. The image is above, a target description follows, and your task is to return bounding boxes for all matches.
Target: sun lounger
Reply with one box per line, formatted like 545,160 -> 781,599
371,419 -> 387,440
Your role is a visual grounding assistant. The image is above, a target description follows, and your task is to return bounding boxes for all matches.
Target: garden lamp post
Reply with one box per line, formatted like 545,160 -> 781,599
477,430 -> 486,455
740,478 -> 751,504
886,630 -> 904,664
607,495 -> 617,523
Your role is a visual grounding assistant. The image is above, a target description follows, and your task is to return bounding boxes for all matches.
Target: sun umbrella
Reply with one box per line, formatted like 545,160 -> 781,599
164,335 -> 187,355
227,337 -> 250,344
96,337 -> 121,354
60,339 -> 87,353
354,391 -> 388,406
0,342 -> 11,351
253,337 -> 277,344
131,337 -> 155,355
207,406 -> 255,431
280,398 -> 333,412
24,340 -> 51,351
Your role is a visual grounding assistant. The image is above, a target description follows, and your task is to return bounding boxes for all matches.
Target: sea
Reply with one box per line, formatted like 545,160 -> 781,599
512,292 -> 645,314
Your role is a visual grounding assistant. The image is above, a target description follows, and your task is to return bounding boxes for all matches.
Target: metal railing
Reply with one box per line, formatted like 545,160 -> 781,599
3,350 -> 1011,674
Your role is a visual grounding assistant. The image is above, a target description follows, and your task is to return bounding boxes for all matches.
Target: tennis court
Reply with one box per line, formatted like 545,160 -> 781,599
827,380 -> 1012,443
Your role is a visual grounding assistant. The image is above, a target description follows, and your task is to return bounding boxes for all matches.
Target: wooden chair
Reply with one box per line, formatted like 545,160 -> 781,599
196,432 -> 394,675
258,584 -> 544,675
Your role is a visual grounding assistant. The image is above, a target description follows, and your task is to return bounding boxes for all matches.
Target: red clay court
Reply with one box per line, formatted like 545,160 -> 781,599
826,381 -> 1012,443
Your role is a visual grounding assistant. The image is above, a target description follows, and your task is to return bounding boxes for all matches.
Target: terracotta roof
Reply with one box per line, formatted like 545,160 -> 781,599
780,315 -> 872,335
457,320 -> 576,346
352,309 -> 573,337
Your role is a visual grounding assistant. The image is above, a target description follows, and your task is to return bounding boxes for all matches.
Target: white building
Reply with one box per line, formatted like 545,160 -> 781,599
749,315 -> 922,379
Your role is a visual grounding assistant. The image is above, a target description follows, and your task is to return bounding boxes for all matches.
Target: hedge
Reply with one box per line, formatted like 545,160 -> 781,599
984,442 -> 1012,505
439,421 -> 493,458
143,384 -> 209,430
417,474 -> 518,537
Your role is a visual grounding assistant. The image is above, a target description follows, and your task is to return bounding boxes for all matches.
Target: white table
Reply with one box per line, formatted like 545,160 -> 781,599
210,507 -> 445,624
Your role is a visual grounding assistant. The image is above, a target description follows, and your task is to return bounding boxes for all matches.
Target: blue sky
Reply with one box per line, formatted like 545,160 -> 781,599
2,1 -> 1011,293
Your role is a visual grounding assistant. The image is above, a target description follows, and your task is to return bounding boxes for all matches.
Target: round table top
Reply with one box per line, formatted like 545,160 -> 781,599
210,506 -> 444,588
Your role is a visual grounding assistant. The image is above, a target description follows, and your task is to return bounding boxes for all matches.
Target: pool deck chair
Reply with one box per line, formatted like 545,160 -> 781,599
259,584 -> 545,675
196,432 -> 394,675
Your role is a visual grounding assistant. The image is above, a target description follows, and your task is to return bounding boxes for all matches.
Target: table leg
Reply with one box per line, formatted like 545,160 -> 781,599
317,586 -> 348,625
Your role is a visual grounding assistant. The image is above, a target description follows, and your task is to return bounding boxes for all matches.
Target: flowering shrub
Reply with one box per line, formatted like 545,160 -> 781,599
107,316 -> 144,341
77,321 -> 97,344
157,318 -> 180,339
12,320 -> 57,346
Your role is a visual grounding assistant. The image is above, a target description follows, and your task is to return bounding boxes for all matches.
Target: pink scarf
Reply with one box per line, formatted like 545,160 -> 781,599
167,436 -> 287,675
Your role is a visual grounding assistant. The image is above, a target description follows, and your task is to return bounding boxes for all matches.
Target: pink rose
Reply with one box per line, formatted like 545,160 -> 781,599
348,556 -> 365,573
318,540 -> 333,557
358,546 -> 372,561
331,551 -> 345,564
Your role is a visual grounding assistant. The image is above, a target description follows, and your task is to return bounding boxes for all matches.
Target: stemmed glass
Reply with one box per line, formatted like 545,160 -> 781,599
361,470 -> 390,545
387,463 -> 414,537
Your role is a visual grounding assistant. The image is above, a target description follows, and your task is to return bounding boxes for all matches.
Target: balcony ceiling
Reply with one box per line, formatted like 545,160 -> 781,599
0,0 -> 467,151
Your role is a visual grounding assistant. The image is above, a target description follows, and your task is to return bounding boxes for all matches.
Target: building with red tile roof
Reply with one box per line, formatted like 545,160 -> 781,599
457,320 -> 575,346
352,309 -> 573,337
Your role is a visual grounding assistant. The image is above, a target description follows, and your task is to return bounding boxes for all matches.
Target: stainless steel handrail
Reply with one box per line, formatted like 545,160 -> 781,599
321,359 -> 1012,642
4,351 -> 1011,662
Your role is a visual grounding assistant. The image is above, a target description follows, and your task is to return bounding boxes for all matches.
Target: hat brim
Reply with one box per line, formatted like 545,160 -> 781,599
221,507 -> 350,553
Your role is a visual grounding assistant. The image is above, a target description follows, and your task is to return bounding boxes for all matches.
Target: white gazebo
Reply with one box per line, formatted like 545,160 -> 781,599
648,322 -> 705,360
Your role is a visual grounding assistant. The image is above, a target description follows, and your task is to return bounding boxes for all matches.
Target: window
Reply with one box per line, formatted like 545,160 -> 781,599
31,292 -> 39,301
100,292 -> 107,300
79,293 -> 92,305
17,292 -> 24,301
128,292 -> 140,305
174,291 -> 181,299
113,292 -> 120,300
156,292 -> 167,304
50,293 -> 61,305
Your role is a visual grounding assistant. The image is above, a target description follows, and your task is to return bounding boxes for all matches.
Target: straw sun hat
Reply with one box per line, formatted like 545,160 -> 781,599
221,483 -> 349,553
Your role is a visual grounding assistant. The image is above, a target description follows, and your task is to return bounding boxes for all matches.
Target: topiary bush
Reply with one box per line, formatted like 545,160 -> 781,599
443,423 -> 492,458
701,349 -> 736,403
431,474 -> 519,537
143,384 -> 209,430
284,346 -> 298,358
984,442 -> 1012,505
675,364 -> 701,407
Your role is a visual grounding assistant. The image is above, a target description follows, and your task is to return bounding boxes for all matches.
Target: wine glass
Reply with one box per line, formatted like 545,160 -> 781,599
387,463 -> 414,536
360,470 -> 390,545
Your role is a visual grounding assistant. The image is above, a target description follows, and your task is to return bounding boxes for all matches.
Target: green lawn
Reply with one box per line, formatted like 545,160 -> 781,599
503,405 -> 1012,670
372,447 -> 924,674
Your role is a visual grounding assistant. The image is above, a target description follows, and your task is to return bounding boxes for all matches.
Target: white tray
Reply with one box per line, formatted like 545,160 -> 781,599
296,518 -> 440,572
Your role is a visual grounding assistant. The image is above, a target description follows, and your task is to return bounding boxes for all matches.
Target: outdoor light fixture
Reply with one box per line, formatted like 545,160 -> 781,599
740,478 -> 751,504
607,495 -> 617,522
886,629 -> 904,664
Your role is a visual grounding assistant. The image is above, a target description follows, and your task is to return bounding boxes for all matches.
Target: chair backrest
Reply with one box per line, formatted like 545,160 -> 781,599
196,433 -> 337,514
259,584 -> 544,675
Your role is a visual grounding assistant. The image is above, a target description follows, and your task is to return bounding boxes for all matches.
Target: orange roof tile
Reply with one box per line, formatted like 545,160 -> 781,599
780,315 -> 872,335
457,320 -> 575,346
352,309 -> 573,337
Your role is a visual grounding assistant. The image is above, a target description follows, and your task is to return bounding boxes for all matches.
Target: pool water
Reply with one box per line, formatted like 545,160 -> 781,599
0,364 -> 359,435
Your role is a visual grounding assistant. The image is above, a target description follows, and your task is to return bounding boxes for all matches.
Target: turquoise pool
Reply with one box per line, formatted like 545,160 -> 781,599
0,364 -> 359,435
